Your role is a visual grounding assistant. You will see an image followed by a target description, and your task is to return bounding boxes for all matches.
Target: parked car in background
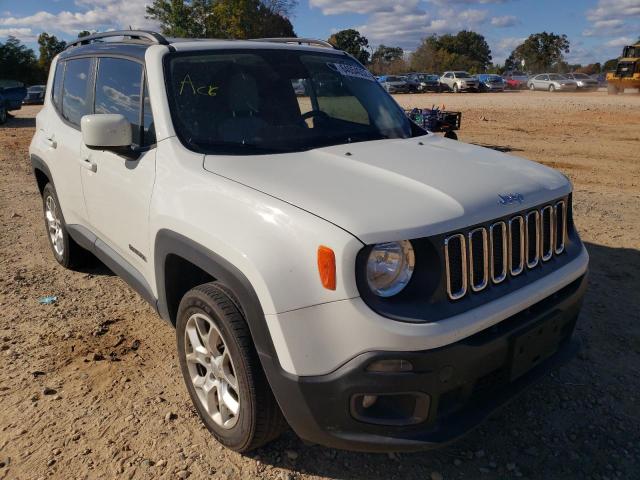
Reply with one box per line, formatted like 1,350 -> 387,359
23,85 -> 47,105
503,71 -> 529,90
377,75 -> 410,93
476,74 -> 505,92
440,71 -> 478,92
591,73 -> 607,88
563,73 -> 598,90
527,74 -> 577,92
0,80 -> 27,123
406,73 -> 441,92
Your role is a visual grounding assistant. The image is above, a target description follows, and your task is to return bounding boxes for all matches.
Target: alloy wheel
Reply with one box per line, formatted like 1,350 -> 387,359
185,313 -> 240,429
45,195 -> 64,257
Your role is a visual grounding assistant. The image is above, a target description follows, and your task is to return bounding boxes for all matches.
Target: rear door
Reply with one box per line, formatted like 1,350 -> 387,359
40,57 -> 93,225
539,75 -> 550,88
80,57 -> 156,273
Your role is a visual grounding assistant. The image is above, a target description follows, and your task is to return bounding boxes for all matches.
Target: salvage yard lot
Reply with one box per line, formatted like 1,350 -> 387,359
1,91 -> 639,480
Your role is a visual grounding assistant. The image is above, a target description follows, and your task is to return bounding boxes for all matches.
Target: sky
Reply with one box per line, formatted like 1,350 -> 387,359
0,0 -> 638,65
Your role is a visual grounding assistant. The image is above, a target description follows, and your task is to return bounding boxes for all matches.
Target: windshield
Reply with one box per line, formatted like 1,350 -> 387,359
416,74 -> 438,81
485,75 -> 502,81
165,50 -> 418,155
386,76 -> 403,82
28,86 -> 44,92
455,72 -> 471,78
572,73 -> 590,79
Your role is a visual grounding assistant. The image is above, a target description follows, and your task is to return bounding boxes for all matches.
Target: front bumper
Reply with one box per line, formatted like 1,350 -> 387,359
23,97 -> 44,105
266,273 -> 587,452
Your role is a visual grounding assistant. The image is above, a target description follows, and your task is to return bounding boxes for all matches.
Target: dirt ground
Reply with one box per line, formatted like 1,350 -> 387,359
1,91 -> 639,480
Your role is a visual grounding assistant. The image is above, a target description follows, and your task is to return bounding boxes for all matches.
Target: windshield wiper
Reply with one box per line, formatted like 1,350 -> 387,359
187,139 -> 293,155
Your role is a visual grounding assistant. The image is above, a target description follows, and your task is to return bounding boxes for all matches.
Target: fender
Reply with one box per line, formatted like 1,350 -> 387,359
30,154 -> 54,194
154,229 -> 321,433
154,229 -> 283,368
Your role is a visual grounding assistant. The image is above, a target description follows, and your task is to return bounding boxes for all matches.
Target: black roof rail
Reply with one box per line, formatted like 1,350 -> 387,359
65,30 -> 169,49
250,38 -> 336,49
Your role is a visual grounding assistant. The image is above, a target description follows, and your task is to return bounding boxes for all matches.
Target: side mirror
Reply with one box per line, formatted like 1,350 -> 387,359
81,114 -> 132,151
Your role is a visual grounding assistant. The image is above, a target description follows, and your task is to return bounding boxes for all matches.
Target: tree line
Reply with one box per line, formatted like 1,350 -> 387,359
330,29 -> 620,76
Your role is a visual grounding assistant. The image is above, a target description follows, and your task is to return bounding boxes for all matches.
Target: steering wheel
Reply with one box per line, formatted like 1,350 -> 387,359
302,110 -> 330,121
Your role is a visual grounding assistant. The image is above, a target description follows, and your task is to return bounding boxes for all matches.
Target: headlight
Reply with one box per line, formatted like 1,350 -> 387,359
366,241 -> 415,297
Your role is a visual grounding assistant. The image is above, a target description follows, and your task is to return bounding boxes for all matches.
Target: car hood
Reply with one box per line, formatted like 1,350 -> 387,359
203,135 -> 571,244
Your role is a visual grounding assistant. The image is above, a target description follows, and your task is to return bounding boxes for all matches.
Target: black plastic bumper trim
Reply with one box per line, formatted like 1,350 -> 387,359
262,273 -> 587,452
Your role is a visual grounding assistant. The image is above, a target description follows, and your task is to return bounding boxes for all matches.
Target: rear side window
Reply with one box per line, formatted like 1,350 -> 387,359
51,61 -> 65,109
62,58 -> 93,126
95,58 -> 143,145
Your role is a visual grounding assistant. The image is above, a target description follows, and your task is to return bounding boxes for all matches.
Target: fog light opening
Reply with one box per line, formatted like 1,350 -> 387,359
350,392 -> 430,426
362,394 -> 378,408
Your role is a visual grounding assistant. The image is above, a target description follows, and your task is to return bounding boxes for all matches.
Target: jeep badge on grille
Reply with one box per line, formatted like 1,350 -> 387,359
498,193 -> 524,205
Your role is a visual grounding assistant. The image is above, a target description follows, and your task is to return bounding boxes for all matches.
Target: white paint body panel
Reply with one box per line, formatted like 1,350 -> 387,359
30,57 -> 88,226
203,135 -> 570,244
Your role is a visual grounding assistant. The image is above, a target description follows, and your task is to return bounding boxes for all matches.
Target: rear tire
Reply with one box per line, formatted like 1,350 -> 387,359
0,105 -> 7,124
549,84 -> 556,92
452,83 -> 459,93
176,282 -> 286,452
41,183 -> 89,269
529,83 -> 535,91
607,83 -> 619,95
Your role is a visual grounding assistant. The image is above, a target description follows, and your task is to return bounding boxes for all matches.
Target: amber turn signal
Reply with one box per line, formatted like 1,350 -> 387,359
317,246 -> 336,290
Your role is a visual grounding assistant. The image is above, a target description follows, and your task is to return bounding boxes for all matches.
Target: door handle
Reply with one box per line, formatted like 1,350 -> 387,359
44,136 -> 57,149
80,158 -> 97,172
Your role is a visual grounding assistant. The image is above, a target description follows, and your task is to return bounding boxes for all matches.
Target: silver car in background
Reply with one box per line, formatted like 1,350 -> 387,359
527,74 -> 578,92
377,75 -> 410,94
563,73 -> 599,90
440,71 -> 479,93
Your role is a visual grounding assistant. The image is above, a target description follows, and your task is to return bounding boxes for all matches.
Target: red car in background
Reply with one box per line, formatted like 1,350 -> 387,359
503,71 -> 529,90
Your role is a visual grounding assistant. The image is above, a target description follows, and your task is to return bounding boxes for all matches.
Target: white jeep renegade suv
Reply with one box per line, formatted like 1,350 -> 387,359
30,31 -> 589,452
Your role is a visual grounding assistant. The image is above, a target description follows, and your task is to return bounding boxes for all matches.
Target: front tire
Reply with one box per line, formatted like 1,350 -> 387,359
452,83 -> 459,93
176,283 -> 286,452
41,183 -> 88,269
529,83 -> 535,91
0,105 -> 7,124
549,84 -> 556,92
607,83 -> 619,95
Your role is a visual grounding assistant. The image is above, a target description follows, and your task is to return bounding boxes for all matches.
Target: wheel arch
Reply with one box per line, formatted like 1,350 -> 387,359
154,229 -> 278,363
30,154 -> 53,195
153,229 -> 296,432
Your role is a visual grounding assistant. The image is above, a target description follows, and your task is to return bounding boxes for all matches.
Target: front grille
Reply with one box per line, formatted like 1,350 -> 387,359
444,234 -> 467,300
444,200 -> 568,300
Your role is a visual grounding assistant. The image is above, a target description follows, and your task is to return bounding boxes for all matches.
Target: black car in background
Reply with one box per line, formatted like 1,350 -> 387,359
406,73 -> 442,92
0,80 -> 27,124
23,85 -> 46,105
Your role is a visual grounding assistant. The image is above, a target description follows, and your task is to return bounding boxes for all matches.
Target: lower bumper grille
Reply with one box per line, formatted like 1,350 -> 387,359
444,200 -> 568,300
